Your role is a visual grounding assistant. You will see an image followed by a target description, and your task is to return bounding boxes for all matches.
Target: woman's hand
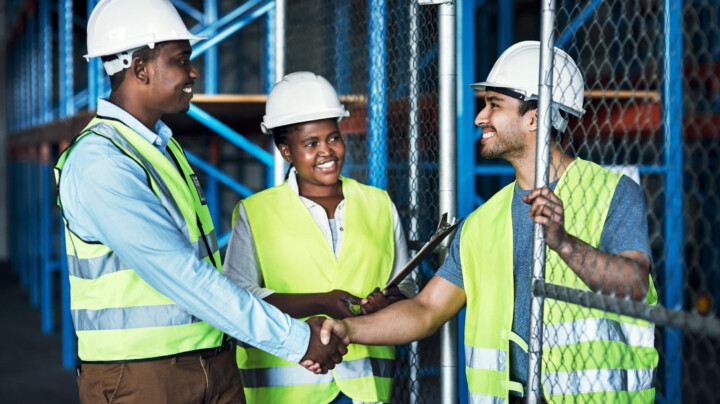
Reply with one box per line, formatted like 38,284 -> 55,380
322,290 -> 363,319
360,286 -> 405,315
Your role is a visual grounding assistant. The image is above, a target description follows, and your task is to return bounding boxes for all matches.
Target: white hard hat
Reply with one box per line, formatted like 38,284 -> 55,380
85,0 -> 206,75
471,41 -> 585,131
261,71 -> 350,134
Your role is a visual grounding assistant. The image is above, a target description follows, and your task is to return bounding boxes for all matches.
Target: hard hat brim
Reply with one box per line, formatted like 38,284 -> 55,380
84,33 -> 208,59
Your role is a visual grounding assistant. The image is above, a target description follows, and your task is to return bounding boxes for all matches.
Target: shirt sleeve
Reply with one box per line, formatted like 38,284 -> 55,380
389,202 -> 417,298
223,203 -> 277,299
434,222 -> 465,289
59,137 -> 310,363
598,176 -> 653,261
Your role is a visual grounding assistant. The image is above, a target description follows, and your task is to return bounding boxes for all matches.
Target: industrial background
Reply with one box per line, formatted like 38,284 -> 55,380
1,0 -> 719,403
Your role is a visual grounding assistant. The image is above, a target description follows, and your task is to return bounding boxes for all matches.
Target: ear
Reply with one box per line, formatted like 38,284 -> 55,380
129,57 -> 150,85
278,143 -> 292,163
526,109 -> 538,133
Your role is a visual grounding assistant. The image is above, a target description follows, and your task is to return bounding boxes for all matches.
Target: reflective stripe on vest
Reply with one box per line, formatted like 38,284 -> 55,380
460,159 -> 658,403
469,392 -> 507,404
55,117 -> 223,361
240,357 -> 395,389
67,229 -> 216,279
543,318 -> 654,348
239,177 -> 394,403
465,345 -> 506,372
542,368 -> 654,396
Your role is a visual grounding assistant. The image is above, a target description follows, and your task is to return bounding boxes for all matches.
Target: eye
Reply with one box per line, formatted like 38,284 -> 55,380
490,102 -> 499,109
304,141 -> 317,148
329,135 -> 341,142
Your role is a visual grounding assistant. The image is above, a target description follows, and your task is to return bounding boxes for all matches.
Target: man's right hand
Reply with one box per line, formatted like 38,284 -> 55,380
300,316 -> 348,374
320,317 -> 351,346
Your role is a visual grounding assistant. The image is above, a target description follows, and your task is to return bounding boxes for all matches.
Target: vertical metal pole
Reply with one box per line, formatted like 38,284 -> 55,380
438,3 -> 457,404
59,138 -> 76,369
59,0 -> 74,118
41,0 -> 53,123
207,138 -> 220,230
60,220 -> 76,369
498,0 -> 514,52
334,2 -> 350,95
87,0 -> 99,110
664,0 -> 683,402
204,0 -> 220,227
272,0 -> 287,186
40,142 -> 54,334
527,1 -> 556,402
407,2 -> 420,403
29,9 -> 38,128
457,0 -> 476,402
265,3 -> 276,189
204,0 -> 218,94
30,146 -> 41,308
368,0 -> 388,189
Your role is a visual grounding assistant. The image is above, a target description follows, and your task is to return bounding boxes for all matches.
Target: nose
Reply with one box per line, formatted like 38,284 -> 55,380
188,61 -> 199,79
318,141 -> 331,155
474,103 -> 490,127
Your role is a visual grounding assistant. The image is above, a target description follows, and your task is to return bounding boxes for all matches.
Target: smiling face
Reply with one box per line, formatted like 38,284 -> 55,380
147,40 -> 198,114
278,118 -> 346,189
474,90 -> 536,161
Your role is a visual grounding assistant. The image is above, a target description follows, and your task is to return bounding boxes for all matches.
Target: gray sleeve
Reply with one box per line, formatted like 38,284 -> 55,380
434,222 -> 465,289
598,176 -> 652,260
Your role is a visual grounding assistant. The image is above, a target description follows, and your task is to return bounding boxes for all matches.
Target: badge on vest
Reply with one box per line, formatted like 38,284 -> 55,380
190,174 -> 207,205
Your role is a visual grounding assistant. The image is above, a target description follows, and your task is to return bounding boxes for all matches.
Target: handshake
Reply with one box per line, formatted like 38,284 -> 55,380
297,287 -> 401,373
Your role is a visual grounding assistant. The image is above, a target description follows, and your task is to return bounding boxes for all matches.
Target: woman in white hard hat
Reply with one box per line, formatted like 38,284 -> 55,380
223,71 -> 415,404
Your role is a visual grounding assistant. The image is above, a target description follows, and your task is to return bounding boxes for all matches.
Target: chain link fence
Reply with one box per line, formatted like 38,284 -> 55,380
283,1 -> 442,402
522,1 -> 720,402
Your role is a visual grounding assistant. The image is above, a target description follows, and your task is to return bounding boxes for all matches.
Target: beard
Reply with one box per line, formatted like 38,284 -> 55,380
479,127 -> 526,160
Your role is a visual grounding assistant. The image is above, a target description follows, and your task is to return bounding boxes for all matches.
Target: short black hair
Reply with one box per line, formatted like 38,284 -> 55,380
518,98 -> 565,141
271,123 -> 302,148
101,43 -> 167,91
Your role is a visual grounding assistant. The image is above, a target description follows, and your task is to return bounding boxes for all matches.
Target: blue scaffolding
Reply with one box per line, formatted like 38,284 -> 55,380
3,0 -> 689,401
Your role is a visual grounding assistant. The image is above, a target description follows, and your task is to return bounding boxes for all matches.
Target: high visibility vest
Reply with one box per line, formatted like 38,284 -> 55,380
55,117 -> 224,362
236,177 -> 395,403
460,158 -> 658,403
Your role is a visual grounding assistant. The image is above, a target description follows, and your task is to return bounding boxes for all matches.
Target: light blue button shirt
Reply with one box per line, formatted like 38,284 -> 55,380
59,99 -> 310,362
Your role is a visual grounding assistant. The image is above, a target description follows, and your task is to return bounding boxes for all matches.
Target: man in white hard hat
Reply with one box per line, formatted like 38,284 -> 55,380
55,1 -> 346,402
320,41 -> 658,403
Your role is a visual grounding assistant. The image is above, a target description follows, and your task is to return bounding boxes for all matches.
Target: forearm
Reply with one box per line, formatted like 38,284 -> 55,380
265,293 -> 333,318
557,235 -> 650,300
345,297 -> 441,345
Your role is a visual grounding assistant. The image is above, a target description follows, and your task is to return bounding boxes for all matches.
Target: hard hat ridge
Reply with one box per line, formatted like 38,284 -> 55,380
261,72 -> 350,134
85,0 -> 207,75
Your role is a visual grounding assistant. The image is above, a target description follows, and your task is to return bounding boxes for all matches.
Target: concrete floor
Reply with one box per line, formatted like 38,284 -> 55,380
0,263 -> 78,404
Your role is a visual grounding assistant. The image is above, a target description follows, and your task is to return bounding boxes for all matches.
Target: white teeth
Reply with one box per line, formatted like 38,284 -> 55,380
183,88 -> 192,93
317,161 -> 335,169
482,132 -> 495,139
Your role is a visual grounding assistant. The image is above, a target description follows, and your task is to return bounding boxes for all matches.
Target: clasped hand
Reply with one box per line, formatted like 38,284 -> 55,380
300,316 -> 348,374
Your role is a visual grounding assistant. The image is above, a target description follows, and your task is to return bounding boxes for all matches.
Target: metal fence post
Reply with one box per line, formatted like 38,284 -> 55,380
663,0 -> 684,402
438,2 -> 458,404
527,0 -> 556,402
272,0 -> 287,186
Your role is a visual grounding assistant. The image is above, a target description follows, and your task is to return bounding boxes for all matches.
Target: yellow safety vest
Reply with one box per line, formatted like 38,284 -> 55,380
460,158 -> 658,403
236,177 -> 395,403
55,117 -> 224,361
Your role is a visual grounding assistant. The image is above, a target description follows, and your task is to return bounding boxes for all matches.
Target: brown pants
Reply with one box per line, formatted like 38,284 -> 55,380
77,347 -> 245,404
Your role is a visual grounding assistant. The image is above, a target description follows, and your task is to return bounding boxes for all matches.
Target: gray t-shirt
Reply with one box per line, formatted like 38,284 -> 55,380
436,175 -> 651,393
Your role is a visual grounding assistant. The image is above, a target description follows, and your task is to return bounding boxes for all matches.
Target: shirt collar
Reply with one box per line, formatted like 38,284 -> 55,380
97,98 -> 173,150
286,168 -> 345,210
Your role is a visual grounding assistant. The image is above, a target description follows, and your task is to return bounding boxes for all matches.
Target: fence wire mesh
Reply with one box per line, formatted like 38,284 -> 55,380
283,1 -> 441,402
521,1 -> 720,402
